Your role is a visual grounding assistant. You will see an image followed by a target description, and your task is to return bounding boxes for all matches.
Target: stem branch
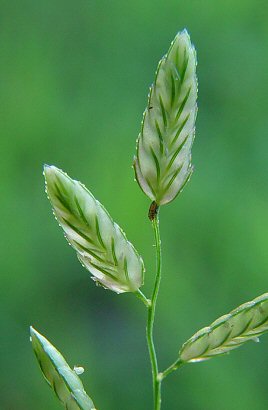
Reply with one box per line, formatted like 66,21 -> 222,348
161,358 -> 184,379
135,289 -> 151,307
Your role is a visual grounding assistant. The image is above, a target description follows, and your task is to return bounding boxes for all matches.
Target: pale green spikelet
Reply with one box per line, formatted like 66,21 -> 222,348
44,165 -> 144,294
30,327 -> 97,410
179,293 -> 268,363
134,29 -> 197,206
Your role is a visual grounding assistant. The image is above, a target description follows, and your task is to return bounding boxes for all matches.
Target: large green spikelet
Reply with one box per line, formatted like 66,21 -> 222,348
180,293 -> 268,363
44,165 -> 144,294
30,327 -> 96,410
134,30 -> 197,205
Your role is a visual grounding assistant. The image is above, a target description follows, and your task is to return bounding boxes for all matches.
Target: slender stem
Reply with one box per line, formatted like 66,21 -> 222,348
161,358 -> 184,379
135,289 -> 151,308
146,213 -> 162,410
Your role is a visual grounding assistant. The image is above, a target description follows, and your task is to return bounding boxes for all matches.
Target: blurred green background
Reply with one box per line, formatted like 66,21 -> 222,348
2,0 -> 268,409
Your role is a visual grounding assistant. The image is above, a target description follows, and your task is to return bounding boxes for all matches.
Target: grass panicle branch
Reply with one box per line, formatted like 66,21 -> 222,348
146,215 -> 163,410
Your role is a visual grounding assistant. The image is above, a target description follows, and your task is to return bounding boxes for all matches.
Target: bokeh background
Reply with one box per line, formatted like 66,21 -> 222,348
2,1 -> 268,409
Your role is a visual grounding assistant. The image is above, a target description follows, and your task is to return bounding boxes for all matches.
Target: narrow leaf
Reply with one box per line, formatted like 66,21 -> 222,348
44,165 -> 144,294
180,293 -> 268,363
134,29 -> 197,205
30,327 -> 96,410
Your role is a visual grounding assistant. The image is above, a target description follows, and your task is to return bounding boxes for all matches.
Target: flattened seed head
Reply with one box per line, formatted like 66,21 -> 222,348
134,30 -> 197,206
44,165 -> 145,294
30,326 -> 96,409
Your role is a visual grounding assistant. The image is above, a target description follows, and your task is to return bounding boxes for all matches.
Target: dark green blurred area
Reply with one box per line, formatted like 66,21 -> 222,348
2,1 -> 268,409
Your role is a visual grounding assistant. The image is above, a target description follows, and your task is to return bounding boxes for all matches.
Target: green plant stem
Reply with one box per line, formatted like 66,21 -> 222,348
161,358 -> 184,379
147,213 -> 162,410
135,289 -> 151,307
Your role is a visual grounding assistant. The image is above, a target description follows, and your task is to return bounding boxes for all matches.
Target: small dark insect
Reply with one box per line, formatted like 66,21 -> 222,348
149,106 -> 153,110
148,201 -> 159,221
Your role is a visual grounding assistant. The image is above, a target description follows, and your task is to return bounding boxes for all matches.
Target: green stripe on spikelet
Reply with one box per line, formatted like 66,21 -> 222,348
30,327 -> 96,410
180,293 -> 268,363
134,29 -> 197,205
44,165 -> 144,294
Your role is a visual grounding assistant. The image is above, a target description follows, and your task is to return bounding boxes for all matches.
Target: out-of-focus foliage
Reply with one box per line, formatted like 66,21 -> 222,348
2,1 -> 268,410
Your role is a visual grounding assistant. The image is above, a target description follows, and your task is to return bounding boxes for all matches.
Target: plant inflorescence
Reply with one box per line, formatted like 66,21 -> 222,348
30,30 -> 268,410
